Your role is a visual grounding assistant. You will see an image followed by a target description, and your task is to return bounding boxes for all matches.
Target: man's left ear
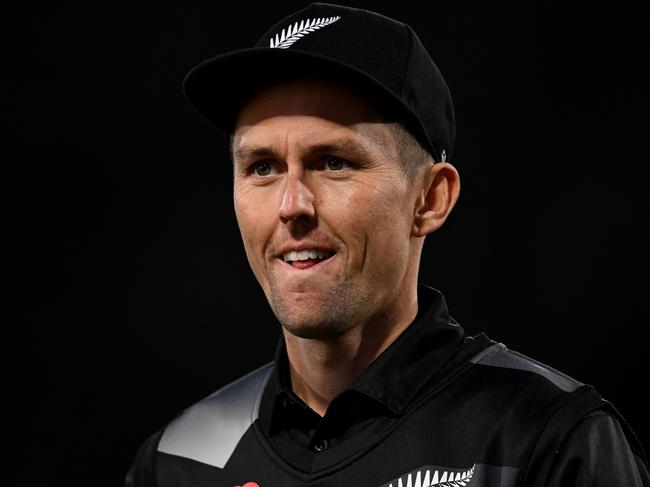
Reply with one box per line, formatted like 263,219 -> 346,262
412,162 -> 460,237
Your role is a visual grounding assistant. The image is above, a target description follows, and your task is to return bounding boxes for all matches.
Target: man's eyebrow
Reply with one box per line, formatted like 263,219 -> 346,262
233,140 -> 372,164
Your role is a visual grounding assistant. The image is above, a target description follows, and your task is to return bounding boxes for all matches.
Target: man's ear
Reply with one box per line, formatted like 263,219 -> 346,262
412,162 -> 460,237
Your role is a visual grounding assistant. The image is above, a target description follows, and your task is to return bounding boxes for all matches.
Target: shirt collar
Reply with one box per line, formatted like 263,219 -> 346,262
265,284 -> 465,430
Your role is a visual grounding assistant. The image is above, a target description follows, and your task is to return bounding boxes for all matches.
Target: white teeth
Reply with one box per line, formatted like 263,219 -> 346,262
283,249 -> 332,262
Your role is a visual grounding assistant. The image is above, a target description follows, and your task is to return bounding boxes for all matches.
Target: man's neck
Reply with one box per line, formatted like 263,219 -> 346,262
283,291 -> 419,417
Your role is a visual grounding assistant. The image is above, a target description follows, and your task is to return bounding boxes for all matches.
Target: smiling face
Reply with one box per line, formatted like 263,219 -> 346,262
231,76 -> 430,339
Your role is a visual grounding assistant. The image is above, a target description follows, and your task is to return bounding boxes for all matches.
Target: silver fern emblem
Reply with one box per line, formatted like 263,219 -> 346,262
387,464 -> 476,487
269,16 -> 341,49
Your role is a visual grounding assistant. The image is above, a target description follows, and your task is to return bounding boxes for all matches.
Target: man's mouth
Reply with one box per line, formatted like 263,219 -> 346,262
281,249 -> 335,269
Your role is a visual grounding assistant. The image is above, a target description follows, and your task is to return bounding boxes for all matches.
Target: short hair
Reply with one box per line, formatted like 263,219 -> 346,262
385,118 -> 434,180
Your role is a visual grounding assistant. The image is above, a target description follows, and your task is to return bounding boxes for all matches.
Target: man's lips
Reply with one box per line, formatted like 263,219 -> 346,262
271,252 -> 340,293
282,255 -> 335,269
274,245 -> 337,267
269,241 -> 340,276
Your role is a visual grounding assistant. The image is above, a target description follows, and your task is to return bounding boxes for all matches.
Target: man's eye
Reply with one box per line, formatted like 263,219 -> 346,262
252,161 -> 272,176
326,157 -> 348,171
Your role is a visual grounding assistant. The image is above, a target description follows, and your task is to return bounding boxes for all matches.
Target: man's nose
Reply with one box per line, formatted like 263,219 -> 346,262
278,171 -> 316,223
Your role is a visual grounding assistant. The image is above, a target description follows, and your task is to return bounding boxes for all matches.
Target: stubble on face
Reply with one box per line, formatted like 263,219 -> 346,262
266,267 -> 364,339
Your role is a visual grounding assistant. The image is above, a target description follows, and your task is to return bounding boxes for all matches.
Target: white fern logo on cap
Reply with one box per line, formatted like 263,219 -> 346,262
269,16 -> 341,49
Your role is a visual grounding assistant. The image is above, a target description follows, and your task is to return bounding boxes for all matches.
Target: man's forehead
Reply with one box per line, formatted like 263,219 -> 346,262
229,75 -> 399,160
231,119 -> 396,162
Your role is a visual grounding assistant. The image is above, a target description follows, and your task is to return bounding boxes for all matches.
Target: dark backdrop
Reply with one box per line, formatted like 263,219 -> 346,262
9,1 -> 649,486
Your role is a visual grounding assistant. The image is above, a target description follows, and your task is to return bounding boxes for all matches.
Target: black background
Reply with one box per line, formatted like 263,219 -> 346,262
9,1 -> 649,486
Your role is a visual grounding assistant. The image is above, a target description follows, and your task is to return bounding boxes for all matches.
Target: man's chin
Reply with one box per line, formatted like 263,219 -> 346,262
268,283 -> 360,339
280,319 -> 352,340
272,300 -> 352,339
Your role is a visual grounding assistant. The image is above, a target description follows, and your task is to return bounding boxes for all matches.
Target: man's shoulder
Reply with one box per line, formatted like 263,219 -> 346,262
157,362 -> 274,468
467,342 -> 650,483
467,339 -> 585,394
450,335 -> 609,433
463,337 -> 635,445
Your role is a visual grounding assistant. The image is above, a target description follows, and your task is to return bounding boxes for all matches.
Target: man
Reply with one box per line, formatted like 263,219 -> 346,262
126,3 -> 648,486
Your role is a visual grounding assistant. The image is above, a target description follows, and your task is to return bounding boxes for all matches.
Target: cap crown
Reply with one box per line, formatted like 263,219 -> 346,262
183,2 -> 455,162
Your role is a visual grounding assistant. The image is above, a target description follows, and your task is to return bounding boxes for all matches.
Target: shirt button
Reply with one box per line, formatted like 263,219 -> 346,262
313,439 -> 328,452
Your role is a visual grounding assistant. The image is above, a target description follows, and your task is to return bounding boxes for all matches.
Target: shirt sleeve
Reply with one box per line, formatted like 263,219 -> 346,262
124,429 -> 163,487
546,409 -> 649,486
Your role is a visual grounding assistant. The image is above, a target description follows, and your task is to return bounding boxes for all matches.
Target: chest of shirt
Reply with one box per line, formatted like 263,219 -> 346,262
152,364 -> 579,487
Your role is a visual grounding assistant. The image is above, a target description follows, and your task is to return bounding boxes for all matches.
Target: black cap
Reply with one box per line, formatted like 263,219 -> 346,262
183,2 -> 455,163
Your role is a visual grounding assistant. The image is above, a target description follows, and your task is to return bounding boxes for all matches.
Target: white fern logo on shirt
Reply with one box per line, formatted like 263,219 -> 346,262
385,464 -> 476,487
269,16 -> 341,49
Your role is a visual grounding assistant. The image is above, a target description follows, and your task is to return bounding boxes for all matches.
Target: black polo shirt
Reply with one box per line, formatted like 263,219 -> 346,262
125,284 -> 649,486
258,284 -> 466,473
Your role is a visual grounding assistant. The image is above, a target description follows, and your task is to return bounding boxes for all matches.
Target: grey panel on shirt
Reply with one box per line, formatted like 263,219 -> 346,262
158,362 -> 273,468
470,343 -> 583,392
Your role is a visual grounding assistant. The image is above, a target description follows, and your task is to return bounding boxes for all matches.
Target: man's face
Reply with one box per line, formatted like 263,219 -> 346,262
232,76 -> 423,339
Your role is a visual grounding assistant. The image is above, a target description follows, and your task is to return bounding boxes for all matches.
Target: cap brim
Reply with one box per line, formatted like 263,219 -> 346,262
182,47 -> 423,144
